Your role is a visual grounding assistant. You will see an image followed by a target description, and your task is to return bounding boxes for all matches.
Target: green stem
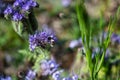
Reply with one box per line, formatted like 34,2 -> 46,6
76,0 -> 93,79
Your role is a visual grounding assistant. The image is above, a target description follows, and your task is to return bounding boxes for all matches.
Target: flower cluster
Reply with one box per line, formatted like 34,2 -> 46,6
29,28 -> 57,51
40,58 -> 78,80
40,59 -> 59,76
4,0 -> 38,21
25,70 -> 36,80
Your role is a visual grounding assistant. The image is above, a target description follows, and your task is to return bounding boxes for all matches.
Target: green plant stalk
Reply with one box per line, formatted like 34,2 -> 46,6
94,6 -> 120,79
76,0 -> 94,79
95,10 -> 118,78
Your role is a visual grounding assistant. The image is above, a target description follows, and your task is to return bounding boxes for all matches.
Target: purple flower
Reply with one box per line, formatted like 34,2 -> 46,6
29,34 -> 37,51
52,70 -> 63,80
40,60 -> 50,76
69,38 -> 82,48
4,6 -> 13,15
13,1 -> 21,7
25,70 -> 36,80
72,74 -> 78,80
22,0 -> 37,11
63,77 -> 73,80
62,74 -> 78,80
12,12 -> 23,21
92,47 -> 111,59
40,59 -> 59,76
29,29 -> 57,51
62,0 -> 71,7
4,0 -> 38,21
27,0 -> 37,7
22,4 -> 30,11
111,33 -> 120,44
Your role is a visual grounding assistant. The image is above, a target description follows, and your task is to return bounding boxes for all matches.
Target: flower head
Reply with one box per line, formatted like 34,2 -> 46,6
111,33 -> 120,44
72,74 -> 78,80
4,6 -> 13,15
52,70 -> 63,80
12,12 -> 23,21
40,59 -> 59,76
28,0 -> 37,7
4,0 -> 38,21
29,28 -> 57,51
25,70 -> 36,80
13,0 -> 22,7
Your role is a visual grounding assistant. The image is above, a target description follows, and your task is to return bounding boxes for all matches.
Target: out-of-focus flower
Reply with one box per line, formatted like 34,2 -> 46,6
29,28 -> 57,51
61,0 -> 72,7
4,0 -> 38,21
25,70 -> 36,80
12,12 -> 23,21
62,77 -> 73,80
69,38 -> 82,49
28,0 -> 37,7
92,48 -> 111,59
40,59 -> 59,76
62,74 -> 78,80
22,4 -> 30,11
52,70 -> 63,80
4,6 -> 13,15
72,74 -> 78,80
111,33 -> 120,44
13,0 -> 23,7
0,75 -> 12,80
81,47 -> 111,59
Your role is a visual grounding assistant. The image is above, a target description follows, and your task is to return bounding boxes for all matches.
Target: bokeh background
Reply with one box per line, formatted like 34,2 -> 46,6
0,0 -> 120,80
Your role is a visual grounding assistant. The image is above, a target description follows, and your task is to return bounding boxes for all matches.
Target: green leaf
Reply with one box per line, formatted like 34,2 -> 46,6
12,21 -> 23,36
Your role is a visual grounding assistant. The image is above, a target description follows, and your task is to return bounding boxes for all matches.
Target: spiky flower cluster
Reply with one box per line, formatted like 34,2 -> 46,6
29,29 -> 57,51
40,59 -> 78,80
4,0 -> 38,21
